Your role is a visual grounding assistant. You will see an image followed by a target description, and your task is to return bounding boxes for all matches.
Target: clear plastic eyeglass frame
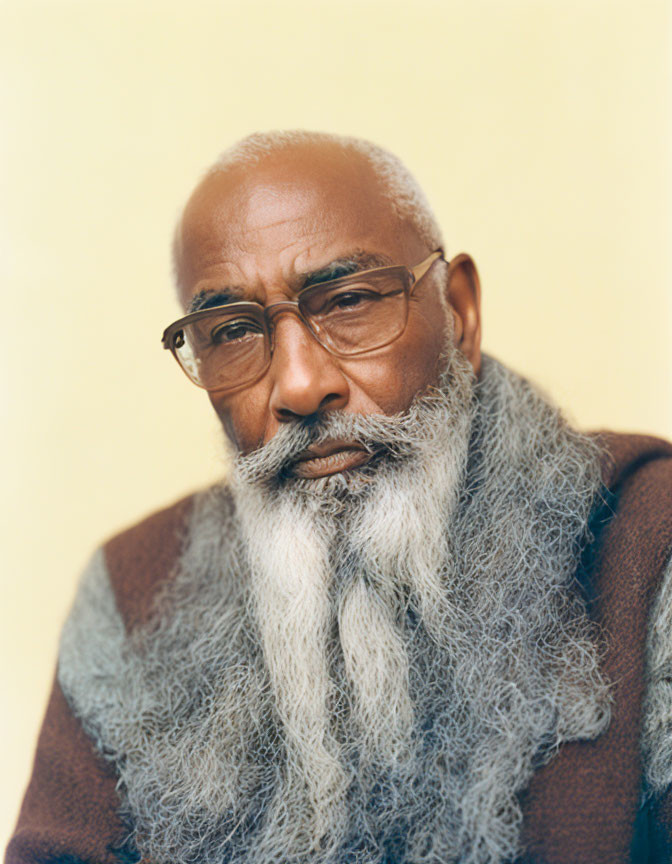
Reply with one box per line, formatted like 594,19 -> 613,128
161,249 -> 445,393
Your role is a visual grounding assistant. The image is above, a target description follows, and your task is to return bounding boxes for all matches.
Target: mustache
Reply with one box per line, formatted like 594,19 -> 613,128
233,386 -> 455,489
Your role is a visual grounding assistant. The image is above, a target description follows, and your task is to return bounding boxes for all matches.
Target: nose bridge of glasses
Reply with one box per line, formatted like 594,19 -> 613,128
263,298 -> 302,321
263,298 -> 322,349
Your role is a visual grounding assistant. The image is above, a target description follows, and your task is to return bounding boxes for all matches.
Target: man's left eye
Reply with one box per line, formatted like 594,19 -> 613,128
335,291 -> 367,307
324,289 -> 378,314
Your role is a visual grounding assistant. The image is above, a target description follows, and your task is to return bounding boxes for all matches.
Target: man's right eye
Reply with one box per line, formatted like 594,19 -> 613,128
211,318 -> 263,345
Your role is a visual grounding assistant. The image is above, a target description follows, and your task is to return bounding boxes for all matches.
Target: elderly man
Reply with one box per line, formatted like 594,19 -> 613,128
8,132 -> 672,864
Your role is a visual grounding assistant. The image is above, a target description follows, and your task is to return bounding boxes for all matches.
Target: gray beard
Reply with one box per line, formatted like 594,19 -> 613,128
60,350 -> 612,864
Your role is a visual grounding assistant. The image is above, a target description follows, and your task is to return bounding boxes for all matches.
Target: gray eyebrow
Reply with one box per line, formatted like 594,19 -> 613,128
187,251 -> 396,313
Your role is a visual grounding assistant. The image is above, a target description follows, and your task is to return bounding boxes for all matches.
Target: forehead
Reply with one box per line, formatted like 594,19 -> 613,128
175,149 -> 425,306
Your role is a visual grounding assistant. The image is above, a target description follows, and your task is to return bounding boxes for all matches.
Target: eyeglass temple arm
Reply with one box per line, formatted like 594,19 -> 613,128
410,249 -> 445,287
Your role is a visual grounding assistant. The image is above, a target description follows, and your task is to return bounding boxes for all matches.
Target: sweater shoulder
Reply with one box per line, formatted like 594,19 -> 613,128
595,431 -> 672,491
593,431 -> 672,580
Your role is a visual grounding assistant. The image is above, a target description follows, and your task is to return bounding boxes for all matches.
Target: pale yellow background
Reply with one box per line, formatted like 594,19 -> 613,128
2,0 -> 670,845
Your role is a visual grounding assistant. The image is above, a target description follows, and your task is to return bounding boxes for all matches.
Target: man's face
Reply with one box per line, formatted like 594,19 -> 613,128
176,146 -> 477,471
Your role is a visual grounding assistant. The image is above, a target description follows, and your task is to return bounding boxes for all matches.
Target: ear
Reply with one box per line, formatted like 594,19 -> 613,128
443,253 -> 482,375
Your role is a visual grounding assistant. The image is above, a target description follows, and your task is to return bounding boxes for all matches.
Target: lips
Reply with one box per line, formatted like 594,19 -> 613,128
290,441 -> 372,479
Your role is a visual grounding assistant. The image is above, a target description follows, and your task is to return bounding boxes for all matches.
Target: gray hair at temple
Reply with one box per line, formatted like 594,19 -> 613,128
171,130 -> 444,294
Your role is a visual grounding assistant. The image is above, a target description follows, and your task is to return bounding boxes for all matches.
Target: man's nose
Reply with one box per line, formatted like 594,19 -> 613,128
267,312 -> 350,422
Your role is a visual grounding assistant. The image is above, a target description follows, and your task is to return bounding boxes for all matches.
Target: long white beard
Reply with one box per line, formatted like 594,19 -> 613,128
229,342 -> 474,859
60,349 -> 612,864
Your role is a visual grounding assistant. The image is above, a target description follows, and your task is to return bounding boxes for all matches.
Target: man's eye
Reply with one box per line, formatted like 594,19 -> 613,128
325,289 -> 378,313
211,318 -> 263,344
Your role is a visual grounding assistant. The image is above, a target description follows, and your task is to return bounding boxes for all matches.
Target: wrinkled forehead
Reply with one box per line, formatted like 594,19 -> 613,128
174,149 -> 424,303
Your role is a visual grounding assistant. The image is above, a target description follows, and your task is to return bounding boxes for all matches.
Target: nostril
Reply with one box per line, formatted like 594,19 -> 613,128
276,408 -> 328,425
276,407 -> 302,423
318,393 -> 344,412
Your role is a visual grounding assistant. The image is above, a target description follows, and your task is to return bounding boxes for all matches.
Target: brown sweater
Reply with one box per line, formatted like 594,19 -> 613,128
6,433 -> 672,864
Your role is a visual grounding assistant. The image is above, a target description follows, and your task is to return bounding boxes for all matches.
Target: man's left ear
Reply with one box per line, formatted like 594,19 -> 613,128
443,253 -> 482,375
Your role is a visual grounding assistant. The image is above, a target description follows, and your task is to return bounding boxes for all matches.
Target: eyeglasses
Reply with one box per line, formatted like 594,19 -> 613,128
162,249 -> 445,393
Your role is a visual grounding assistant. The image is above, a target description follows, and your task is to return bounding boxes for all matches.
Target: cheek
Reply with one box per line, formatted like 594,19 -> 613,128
381,315 -> 448,407
392,343 -> 443,405
344,330 -> 447,415
208,386 -> 271,452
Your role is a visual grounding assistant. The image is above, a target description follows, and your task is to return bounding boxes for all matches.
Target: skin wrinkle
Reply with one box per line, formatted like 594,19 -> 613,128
187,252 -> 395,313
171,131 -> 444,303
59,353 -> 612,864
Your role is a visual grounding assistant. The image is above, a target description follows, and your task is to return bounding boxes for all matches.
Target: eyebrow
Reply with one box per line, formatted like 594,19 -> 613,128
298,251 -> 395,290
187,251 -> 395,313
188,288 -> 242,314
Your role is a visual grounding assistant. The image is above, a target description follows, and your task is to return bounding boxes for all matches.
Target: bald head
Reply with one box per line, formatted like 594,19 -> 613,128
172,131 -> 443,300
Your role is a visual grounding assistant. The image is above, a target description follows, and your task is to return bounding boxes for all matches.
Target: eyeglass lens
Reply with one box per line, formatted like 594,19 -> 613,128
172,268 -> 411,391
